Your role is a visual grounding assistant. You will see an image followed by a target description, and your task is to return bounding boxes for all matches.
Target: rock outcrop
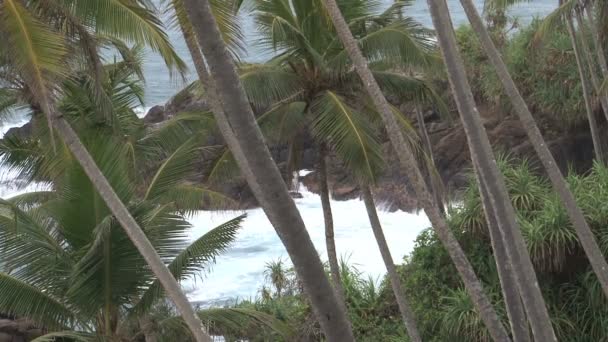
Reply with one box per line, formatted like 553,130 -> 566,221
2,84 -> 599,212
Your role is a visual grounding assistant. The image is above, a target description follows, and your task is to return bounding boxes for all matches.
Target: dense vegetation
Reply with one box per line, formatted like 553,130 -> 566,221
1,0 -> 608,341
233,156 -> 608,341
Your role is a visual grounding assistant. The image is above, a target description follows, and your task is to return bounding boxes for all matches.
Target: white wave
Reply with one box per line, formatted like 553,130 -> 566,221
184,180 -> 430,304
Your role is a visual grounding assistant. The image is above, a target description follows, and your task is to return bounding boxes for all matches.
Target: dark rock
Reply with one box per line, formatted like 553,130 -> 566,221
143,105 -> 166,124
164,85 -> 209,117
3,122 -> 32,140
289,191 -> 303,199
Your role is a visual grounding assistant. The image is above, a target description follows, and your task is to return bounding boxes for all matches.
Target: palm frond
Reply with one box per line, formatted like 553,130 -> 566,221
534,0 -> 577,44
31,331 -> 93,342
69,0 -> 187,76
133,215 -> 245,314
154,307 -> 293,339
311,91 -> 384,182
329,19 -> 436,71
144,135 -> 204,201
0,273 -> 75,330
157,184 -> 238,214
239,63 -> 304,109
8,191 -> 55,209
164,0 -> 245,58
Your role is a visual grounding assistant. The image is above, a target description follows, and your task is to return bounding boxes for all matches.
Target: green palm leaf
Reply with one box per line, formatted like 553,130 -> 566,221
239,63 -> 304,109
0,273 -> 75,330
31,331 -> 93,342
311,90 -> 383,182
155,307 -> 293,339
534,0 -> 577,44
158,184 -> 238,214
132,214 -> 245,314
144,135 -> 204,201
67,0 -> 186,75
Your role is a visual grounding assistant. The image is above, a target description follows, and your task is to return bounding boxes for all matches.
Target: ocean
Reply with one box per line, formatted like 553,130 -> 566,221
0,0 -> 556,304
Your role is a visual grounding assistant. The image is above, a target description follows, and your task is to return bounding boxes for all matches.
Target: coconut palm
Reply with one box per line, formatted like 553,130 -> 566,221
0,64 -> 293,340
459,0 -> 608,314
425,0 -> 558,339
0,1 -> 216,339
229,0 -> 440,308
319,0 -> 512,340
535,0 -> 606,162
176,0 -> 358,339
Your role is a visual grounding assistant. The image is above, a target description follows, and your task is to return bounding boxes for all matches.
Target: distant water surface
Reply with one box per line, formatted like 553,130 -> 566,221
142,0 -> 557,107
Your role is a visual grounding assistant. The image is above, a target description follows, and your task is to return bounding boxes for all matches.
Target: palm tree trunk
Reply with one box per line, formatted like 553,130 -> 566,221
361,186 -> 422,342
585,2 -> 608,88
320,1 -> 510,340
181,1 -> 355,340
317,146 -> 347,307
139,316 -> 158,342
416,106 -> 445,215
426,0 -> 558,340
459,0 -> 608,299
477,173 -> 530,342
566,14 -> 607,163
51,117 -> 211,342
575,7 -> 608,122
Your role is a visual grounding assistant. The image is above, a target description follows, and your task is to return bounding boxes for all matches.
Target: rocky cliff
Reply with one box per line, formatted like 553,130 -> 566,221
139,86 -> 600,212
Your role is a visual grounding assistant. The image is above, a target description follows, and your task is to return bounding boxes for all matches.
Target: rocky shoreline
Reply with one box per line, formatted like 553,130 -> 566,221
4,85 -> 599,212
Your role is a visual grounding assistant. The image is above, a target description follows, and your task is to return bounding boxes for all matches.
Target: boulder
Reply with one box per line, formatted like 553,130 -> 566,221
142,105 -> 166,124
3,122 -> 32,140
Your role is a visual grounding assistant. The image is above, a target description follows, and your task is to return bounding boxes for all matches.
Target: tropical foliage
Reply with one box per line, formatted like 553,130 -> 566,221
232,156 -> 608,341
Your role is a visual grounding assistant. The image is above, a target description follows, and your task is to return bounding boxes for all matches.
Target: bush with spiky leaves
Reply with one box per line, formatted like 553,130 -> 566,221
456,18 -> 597,128
400,157 -> 608,341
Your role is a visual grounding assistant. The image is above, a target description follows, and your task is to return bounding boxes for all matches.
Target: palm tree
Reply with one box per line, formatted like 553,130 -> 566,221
178,0 -> 357,340
0,2 -> 215,340
574,4 -> 608,122
227,0 -> 439,308
535,0 -> 606,162
459,0 -> 608,306
360,186 -> 422,341
425,0 -> 557,340
319,0 -> 511,340
0,66 -> 293,340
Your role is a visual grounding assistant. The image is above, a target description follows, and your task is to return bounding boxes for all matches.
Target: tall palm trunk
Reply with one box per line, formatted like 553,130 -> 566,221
585,2 -> 608,83
139,316 -> 158,342
320,1 -> 510,340
477,174 -> 530,342
51,118 -> 211,342
426,0 -> 558,340
361,186 -> 422,342
575,7 -> 608,122
318,146 -> 347,306
416,106 -> 445,215
566,14 -> 607,163
459,0 -> 608,298
181,1 -> 355,340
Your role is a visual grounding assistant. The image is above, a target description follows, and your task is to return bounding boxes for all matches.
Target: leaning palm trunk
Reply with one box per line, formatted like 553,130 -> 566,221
566,14 -> 607,163
52,117 -> 211,342
477,173 -> 530,342
585,2 -> 608,86
318,146 -> 347,306
181,0 -> 355,340
415,106 -> 445,215
428,0 -> 557,340
459,0 -> 608,300
320,0 -> 510,340
361,187 -> 422,342
574,7 -> 608,122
